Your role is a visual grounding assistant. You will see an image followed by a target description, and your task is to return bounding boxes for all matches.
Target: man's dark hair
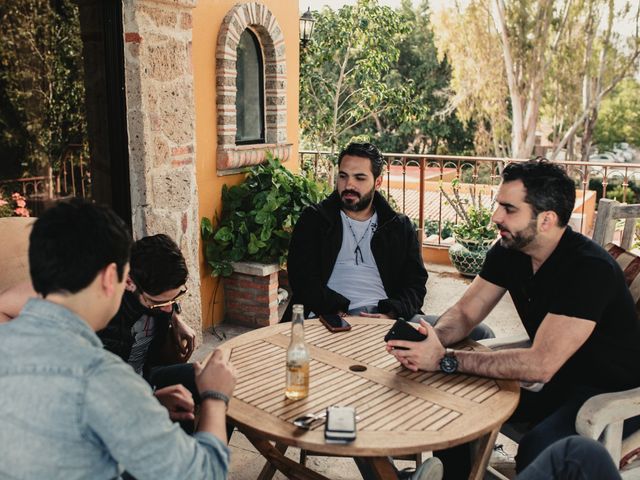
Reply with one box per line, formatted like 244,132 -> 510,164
29,199 -> 132,297
130,234 -> 188,296
502,158 -> 576,226
338,142 -> 385,178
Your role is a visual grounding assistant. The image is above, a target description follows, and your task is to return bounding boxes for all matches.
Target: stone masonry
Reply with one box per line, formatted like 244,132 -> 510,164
122,0 -> 203,339
216,2 -> 292,172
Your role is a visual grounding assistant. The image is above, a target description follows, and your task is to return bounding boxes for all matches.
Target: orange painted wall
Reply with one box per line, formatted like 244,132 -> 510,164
192,1 -> 300,328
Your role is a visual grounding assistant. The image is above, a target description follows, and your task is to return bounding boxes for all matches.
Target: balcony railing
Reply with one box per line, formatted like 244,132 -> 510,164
299,150 -> 640,246
0,145 -> 90,205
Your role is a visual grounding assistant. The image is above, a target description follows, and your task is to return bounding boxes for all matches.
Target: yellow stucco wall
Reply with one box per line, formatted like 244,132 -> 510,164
192,0 -> 300,328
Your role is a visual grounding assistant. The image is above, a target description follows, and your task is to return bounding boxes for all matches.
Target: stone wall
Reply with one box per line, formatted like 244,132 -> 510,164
122,0 -> 203,337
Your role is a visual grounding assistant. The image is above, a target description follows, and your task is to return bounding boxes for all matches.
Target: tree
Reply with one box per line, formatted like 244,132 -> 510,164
433,2 -> 512,156
593,78 -> 640,150
299,0 -> 412,152
361,0 -> 476,155
0,0 -> 87,178
434,0 -> 640,160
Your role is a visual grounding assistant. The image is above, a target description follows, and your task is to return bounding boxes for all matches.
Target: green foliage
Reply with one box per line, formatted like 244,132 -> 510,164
424,219 -> 454,239
0,0 -> 87,177
0,190 -> 30,218
299,0 -> 413,150
594,79 -> 640,151
440,179 -> 496,242
201,156 -> 330,277
589,178 -> 640,205
451,206 -> 495,241
362,0 -> 476,155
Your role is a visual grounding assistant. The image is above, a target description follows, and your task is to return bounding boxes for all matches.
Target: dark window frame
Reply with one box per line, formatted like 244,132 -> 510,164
235,28 -> 265,146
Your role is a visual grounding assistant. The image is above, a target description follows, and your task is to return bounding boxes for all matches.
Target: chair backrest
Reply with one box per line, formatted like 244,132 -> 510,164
0,217 -> 35,292
592,198 -> 640,250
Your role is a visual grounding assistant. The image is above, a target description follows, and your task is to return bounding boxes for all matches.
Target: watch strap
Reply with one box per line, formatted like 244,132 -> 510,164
201,390 -> 230,407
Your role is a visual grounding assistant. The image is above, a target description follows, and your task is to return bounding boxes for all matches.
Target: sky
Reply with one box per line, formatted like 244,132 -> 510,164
298,0 -> 638,39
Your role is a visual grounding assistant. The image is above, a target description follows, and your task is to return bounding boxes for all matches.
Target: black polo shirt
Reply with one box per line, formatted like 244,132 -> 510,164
480,227 -> 640,391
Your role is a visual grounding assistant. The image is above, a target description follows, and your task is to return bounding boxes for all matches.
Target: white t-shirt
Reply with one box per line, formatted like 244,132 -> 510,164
326,211 -> 387,310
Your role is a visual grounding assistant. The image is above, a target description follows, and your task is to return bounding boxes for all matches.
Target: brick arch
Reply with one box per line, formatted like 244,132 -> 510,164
216,2 -> 290,172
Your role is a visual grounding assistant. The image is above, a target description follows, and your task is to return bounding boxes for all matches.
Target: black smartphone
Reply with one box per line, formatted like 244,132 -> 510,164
383,319 -> 427,349
319,314 -> 352,332
325,406 -> 356,442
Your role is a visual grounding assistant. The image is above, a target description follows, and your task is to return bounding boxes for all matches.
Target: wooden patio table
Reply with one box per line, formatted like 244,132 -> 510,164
220,317 -> 520,480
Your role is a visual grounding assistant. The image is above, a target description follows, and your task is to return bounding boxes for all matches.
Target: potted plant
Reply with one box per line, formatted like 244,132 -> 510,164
201,155 -> 329,276
200,155 -> 329,326
441,179 -> 497,277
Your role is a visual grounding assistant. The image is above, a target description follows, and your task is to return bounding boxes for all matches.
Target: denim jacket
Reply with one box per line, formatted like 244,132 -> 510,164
0,299 -> 229,479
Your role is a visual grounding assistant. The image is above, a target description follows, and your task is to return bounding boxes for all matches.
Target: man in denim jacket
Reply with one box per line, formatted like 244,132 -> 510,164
0,200 -> 236,479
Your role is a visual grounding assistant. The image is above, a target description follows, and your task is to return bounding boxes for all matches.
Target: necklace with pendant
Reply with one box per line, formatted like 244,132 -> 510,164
345,216 -> 374,265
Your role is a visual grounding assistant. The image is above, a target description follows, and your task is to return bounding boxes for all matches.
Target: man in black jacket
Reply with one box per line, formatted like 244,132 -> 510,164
287,142 -> 428,320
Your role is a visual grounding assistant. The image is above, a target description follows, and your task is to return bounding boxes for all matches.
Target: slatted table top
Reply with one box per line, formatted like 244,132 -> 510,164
220,317 -> 519,457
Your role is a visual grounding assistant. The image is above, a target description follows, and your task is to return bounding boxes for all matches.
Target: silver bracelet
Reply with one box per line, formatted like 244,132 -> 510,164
201,390 -> 229,407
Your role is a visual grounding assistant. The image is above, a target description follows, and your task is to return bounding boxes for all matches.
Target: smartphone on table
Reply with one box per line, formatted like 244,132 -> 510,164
319,314 -> 352,332
383,319 -> 427,349
324,406 -> 356,443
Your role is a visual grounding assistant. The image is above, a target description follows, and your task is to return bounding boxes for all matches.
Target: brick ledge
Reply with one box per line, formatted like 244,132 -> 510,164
217,143 -> 292,172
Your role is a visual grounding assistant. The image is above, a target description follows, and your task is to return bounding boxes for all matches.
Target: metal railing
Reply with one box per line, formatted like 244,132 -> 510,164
0,145 -> 90,203
300,150 -> 640,246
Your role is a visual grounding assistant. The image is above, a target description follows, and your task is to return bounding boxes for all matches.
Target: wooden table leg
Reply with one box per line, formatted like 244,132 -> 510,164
256,442 -> 288,480
468,428 -> 500,480
244,432 -> 332,480
361,457 -> 399,480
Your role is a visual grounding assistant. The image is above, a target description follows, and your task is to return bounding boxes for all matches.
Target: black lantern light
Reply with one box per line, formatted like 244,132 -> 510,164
299,7 -> 315,48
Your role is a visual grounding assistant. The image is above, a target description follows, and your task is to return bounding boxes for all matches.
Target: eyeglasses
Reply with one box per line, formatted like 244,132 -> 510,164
140,287 -> 188,310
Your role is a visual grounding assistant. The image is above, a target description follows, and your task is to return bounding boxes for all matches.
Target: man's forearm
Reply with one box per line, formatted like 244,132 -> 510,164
456,348 -> 551,383
433,305 -> 476,346
197,400 -> 228,444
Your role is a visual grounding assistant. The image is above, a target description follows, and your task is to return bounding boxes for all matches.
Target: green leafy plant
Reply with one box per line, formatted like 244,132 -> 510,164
201,156 -> 330,277
440,179 -> 496,242
423,219 -> 454,239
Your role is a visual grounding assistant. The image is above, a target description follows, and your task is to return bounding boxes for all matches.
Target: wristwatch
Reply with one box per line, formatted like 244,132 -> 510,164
439,348 -> 458,374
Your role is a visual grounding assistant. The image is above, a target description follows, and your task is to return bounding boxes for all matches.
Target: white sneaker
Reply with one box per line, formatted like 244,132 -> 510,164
411,457 -> 444,480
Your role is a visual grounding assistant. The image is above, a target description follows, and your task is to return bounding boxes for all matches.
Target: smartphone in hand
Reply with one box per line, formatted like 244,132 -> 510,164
319,314 -> 352,332
383,319 -> 427,349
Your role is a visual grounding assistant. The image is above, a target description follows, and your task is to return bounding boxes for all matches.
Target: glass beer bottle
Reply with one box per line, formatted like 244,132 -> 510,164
285,304 -> 310,400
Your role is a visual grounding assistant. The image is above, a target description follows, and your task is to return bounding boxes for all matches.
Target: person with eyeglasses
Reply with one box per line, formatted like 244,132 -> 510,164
0,233 -> 203,432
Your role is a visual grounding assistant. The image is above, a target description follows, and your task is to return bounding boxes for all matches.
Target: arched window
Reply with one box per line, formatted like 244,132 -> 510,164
235,29 -> 264,145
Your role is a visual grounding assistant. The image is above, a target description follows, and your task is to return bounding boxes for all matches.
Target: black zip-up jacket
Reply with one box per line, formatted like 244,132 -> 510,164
287,190 -> 428,320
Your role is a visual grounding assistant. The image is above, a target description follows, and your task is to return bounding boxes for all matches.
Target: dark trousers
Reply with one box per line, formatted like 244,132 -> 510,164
518,436 -> 621,480
435,384 -> 640,479
148,363 -> 199,433
148,363 -> 236,440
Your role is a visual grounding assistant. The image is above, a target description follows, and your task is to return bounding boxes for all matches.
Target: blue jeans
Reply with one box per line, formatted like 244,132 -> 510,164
518,436 -> 621,480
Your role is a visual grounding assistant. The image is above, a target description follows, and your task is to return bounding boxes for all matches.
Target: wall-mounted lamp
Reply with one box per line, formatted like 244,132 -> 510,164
299,7 -> 315,48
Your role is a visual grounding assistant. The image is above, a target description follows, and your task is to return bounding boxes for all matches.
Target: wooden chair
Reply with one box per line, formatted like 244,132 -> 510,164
482,198 -> 640,478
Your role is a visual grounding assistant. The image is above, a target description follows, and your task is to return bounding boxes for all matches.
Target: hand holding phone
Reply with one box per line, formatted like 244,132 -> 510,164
325,406 -> 356,443
383,319 -> 427,349
319,314 -> 351,332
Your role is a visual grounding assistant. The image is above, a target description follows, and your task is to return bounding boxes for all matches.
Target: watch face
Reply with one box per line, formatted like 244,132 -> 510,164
440,354 -> 458,374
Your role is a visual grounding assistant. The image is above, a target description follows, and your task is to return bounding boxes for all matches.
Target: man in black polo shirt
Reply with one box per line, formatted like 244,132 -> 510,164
386,159 -> 640,478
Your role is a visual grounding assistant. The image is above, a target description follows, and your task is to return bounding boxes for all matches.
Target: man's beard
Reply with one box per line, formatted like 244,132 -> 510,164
340,187 -> 375,212
496,218 -> 538,250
